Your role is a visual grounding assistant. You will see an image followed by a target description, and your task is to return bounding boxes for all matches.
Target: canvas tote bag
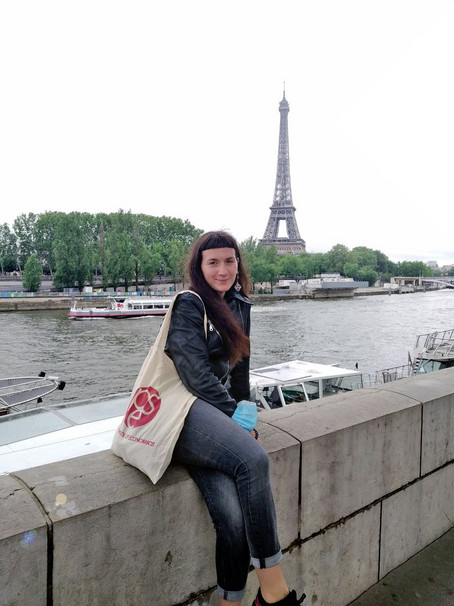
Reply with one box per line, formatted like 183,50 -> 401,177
111,290 -> 207,483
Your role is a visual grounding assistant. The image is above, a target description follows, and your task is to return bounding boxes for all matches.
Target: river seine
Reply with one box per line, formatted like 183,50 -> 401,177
1,289 -> 453,404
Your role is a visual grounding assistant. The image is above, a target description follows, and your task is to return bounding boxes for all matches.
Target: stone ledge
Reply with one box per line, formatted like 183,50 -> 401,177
1,369 -> 453,605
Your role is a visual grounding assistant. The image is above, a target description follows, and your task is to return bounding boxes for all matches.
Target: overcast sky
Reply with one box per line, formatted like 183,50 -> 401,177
1,1 -> 453,266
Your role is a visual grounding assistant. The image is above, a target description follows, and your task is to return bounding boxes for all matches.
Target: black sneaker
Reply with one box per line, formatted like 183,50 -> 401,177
252,588 -> 306,606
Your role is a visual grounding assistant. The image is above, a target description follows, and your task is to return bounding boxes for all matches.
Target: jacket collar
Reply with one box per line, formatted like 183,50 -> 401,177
225,288 -> 252,305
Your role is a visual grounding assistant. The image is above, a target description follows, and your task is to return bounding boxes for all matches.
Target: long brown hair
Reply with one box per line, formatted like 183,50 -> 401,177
186,231 -> 250,365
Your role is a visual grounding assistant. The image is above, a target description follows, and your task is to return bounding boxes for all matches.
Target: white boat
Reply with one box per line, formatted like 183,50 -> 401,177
365,327 -> 454,385
0,373 -> 66,415
68,295 -> 173,319
412,328 -> 454,374
0,393 -> 129,473
250,360 -> 364,410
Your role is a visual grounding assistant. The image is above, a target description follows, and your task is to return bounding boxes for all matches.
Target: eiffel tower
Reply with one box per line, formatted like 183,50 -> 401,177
261,90 -> 306,255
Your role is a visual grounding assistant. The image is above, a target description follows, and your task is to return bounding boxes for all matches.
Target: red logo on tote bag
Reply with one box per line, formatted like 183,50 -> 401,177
125,387 -> 161,428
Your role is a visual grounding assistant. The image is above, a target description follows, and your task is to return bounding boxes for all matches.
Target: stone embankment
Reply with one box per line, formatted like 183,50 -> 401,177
1,369 -> 453,605
0,285 -> 435,312
0,295 -> 73,312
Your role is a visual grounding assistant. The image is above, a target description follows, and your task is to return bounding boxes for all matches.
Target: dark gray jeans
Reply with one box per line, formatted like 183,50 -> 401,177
172,398 -> 282,602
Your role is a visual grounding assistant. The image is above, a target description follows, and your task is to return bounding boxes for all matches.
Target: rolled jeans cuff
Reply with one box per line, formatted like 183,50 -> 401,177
251,549 -> 283,569
217,585 -> 246,602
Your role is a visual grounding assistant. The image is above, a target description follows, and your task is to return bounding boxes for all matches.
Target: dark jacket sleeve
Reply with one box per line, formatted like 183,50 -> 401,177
228,300 -> 251,402
165,293 -> 237,416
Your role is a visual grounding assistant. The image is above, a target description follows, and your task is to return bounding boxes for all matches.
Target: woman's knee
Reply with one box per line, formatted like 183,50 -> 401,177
243,442 -> 270,478
213,496 -> 245,539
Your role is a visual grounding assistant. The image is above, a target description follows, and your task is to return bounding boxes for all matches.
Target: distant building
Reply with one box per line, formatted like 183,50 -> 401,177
260,90 -> 305,255
427,261 -> 439,269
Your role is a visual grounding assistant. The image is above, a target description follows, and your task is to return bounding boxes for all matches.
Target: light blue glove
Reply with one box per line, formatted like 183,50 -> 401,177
231,400 -> 258,432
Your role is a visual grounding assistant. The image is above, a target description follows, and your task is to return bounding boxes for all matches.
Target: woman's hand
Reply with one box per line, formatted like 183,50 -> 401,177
231,400 -> 257,431
249,428 -> 263,445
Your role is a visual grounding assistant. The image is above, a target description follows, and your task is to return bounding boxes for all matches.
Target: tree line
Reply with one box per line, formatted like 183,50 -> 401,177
0,211 -> 448,293
241,240 -> 444,293
0,211 -> 201,292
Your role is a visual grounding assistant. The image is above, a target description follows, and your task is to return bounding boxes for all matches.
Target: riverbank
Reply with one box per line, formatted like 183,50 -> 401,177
0,296 -> 73,312
0,285 -> 444,311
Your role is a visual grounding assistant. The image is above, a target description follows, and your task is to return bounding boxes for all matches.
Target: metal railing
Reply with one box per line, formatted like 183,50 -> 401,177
414,329 -> 454,360
362,363 -> 414,387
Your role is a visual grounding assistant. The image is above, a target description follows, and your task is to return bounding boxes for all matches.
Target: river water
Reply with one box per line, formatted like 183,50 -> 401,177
1,290 -> 453,404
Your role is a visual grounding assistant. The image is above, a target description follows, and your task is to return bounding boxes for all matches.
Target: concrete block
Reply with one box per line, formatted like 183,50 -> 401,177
16,451 -> 217,606
0,475 -> 48,606
379,367 -> 454,403
422,394 -> 454,474
261,388 -> 421,537
379,368 -> 454,474
281,506 -> 380,606
380,463 -> 454,577
258,420 -> 300,549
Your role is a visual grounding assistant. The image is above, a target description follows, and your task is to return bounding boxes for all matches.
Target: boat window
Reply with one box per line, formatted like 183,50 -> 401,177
322,375 -> 363,395
341,374 -> 363,390
0,396 -> 129,447
251,387 -> 265,410
0,409 -> 71,446
322,378 -> 343,395
303,380 -> 320,400
260,386 -> 283,409
415,359 -> 445,374
55,396 -> 129,424
281,385 -> 307,404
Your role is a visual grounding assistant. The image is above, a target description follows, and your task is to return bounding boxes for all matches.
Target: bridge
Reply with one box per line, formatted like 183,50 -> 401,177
392,276 -> 454,289
422,278 -> 454,288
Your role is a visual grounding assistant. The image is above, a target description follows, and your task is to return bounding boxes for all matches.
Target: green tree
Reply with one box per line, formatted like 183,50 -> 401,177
375,249 -> 391,277
167,240 -> 188,289
262,246 -> 281,293
96,217 -> 109,289
357,267 -> 378,286
344,261 -> 378,285
310,252 -> 329,275
343,262 -> 361,280
140,215 -> 201,250
104,228 -> 135,291
298,253 -> 318,279
22,253 -> 42,292
350,246 -> 378,270
34,211 -> 64,277
53,213 -> 95,290
245,242 -> 272,290
141,246 -> 164,289
397,261 -> 432,277
239,236 -> 259,284
0,223 -> 17,273
13,213 -> 38,273
280,254 -> 305,279
239,237 -> 259,254
131,215 -> 146,290
325,244 -> 350,273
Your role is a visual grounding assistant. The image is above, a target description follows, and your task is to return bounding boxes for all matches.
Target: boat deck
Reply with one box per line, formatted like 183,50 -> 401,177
0,394 -> 128,474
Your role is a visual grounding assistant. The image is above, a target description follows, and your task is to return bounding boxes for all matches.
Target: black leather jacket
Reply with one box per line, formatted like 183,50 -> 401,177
165,289 -> 252,417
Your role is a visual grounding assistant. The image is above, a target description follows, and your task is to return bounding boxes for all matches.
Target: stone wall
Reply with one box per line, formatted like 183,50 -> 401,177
1,369 -> 453,606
